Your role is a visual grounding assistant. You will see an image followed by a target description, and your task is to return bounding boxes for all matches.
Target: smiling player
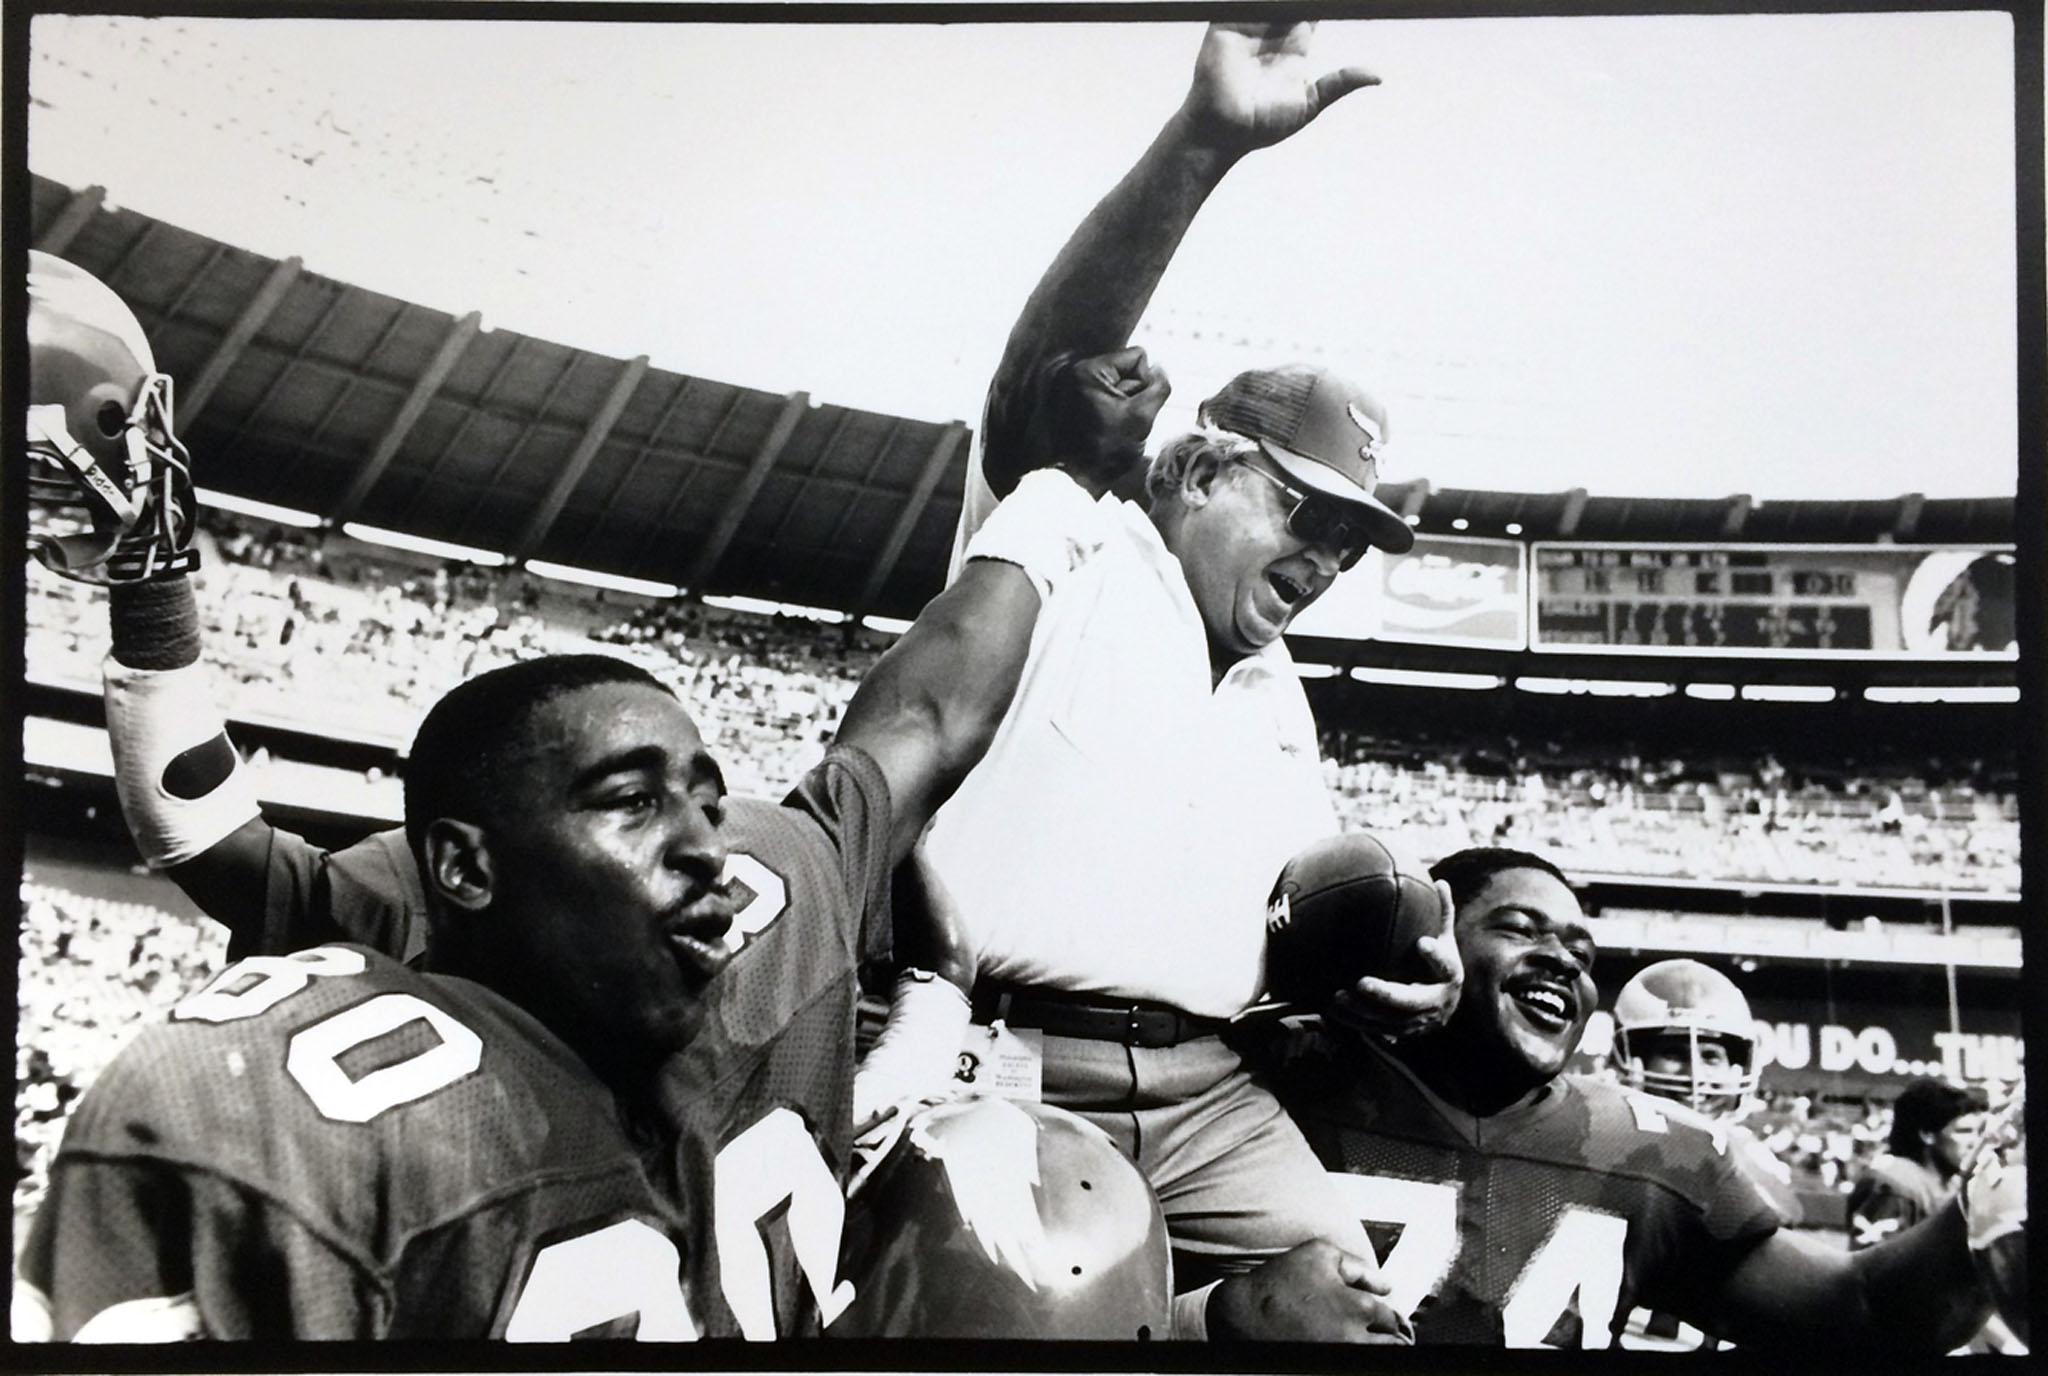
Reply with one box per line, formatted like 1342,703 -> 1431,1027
1217,847 -> 2000,1352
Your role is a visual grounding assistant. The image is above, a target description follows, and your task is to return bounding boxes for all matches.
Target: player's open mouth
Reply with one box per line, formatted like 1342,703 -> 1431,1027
1266,569 -> 1309,606
1504,977 -> 1574,1030
665,898 -> 736,983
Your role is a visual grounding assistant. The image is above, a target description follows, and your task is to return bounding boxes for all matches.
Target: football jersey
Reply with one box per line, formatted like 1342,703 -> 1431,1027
17,945 -> 695,1339
1268,1037 -> 1783,1348
252,827 -> 428,965
23,748 -> 895,1342
1845,1153 -> 1948,1251
1616,1117 -> 1802,1351
641,746 -> 895,1339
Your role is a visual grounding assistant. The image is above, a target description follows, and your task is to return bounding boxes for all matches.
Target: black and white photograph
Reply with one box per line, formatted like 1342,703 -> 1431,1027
7,1 -> 2036,1357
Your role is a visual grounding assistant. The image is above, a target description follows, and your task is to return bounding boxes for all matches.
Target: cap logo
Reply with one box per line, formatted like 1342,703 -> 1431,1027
1346,401 -> 1383,453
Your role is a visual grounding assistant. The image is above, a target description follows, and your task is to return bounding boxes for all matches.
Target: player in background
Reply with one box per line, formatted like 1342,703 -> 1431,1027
15,252 -> 1166,1337
1214,846 -> 2006,1351
921,22 -> 1453,1340
1849,1076 -> 1988,1249
1846,1076 -> 2024,1353
1604,957 -> 1802,1350
1610,958 -> 1803,1221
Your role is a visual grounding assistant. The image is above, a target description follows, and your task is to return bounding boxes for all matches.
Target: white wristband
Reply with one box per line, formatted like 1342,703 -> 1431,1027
852,969 -> 972,1128
103,657 -> 260,868
961,468 -> 1109,603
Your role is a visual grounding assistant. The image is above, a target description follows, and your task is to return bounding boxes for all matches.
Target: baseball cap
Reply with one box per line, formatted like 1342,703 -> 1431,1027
1198,364 -> 1415,555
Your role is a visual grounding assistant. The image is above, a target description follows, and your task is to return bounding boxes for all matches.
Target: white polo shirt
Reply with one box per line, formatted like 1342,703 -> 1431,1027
924,468 -> 1338,1020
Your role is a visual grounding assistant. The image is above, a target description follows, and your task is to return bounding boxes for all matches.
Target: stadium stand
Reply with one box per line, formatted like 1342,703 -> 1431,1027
15,868 -> 228,1242
28,510 -> 2016,892
26,509 -> 889,800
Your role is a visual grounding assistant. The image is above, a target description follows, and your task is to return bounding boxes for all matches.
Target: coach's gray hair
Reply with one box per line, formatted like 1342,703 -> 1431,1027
1144,429 -> 1260,506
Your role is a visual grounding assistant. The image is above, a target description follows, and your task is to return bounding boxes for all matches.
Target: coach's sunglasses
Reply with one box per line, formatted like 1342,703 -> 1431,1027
1236,453 -> 1375,572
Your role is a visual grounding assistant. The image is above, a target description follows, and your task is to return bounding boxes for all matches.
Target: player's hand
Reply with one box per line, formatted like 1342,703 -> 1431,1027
1957,1086 -> 2027,1343
1020,346 -> 1171,500
1176,22 -> 1379,157
1208,1240 -> 1412,1343
1328,879 -> 1462,1042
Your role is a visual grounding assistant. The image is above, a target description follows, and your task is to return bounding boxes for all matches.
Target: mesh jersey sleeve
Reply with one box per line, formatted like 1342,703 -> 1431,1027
779,744 -> 895,967
248,827 -> 428,965
18,1156 -> 391,1339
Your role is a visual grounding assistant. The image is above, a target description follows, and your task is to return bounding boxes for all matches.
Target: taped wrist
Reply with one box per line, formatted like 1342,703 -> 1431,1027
962,467 -> 1109,602
103,657 -> 260,868
852,969 -> 972,1127
108,577 -> 202,671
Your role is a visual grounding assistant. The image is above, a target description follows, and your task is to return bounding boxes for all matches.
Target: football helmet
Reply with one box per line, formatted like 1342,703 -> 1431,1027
1612,959 -> 1761,1117
830,1097 -> 1171,1340
26,250 -> 195,583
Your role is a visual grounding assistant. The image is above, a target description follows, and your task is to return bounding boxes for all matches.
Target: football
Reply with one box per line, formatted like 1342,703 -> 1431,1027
1262,832 -> 1442,1007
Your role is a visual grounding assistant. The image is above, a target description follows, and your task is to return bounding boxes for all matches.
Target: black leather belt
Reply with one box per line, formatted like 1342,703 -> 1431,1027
971,982 -> 1226,1049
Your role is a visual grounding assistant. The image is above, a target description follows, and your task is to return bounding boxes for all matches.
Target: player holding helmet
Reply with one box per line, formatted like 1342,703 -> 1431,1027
14,259 -> 1171,1339
1217,845 -> 2004,1351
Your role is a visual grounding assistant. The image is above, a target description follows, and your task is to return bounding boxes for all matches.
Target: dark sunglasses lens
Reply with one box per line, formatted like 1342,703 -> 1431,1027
1291,500 -> 1368,570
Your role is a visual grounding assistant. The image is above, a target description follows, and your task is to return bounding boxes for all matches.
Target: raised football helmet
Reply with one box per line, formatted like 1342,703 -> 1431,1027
830,1097 -> 1171,1340
26,250 -> 195,583
1612,959 -> 1761,1117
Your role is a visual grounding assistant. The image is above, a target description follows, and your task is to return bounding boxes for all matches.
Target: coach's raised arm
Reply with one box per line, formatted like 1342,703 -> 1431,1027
973,21 -> 1377,505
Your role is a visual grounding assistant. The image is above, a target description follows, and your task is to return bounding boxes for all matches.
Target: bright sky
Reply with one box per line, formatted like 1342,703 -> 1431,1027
27,11 -> 2021,502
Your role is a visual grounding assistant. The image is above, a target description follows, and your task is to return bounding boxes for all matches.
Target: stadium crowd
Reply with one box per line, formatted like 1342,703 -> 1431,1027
25,509 -> 2020,892
14,879 -> 227,1240
25,509 -> 884,800
1322,734 -> 2019,893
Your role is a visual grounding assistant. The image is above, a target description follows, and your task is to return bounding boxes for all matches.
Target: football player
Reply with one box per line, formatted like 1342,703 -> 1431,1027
1607,957 -> 1803,1350
1214,846 -> 2002,1351
16,652 -> 975,1339
15,256 -> 1171,1338
1846,1076 -> 2025,1353
1847,1076 -> 1988,1250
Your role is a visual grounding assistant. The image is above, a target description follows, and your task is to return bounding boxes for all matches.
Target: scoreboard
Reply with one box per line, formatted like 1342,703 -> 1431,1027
1531,544 -> 2015,658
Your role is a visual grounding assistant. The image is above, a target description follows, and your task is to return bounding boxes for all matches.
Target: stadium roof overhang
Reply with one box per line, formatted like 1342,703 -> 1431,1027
30,175 -> 2017,628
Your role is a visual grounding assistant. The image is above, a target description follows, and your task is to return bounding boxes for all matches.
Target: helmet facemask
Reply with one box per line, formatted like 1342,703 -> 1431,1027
1617,1022 -> 1760,1118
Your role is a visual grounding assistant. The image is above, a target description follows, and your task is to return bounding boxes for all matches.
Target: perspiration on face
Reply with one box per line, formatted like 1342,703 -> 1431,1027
1447,866 -> 1599,1086
443,679 -> 736,1080
1168,457 -> 1346,659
